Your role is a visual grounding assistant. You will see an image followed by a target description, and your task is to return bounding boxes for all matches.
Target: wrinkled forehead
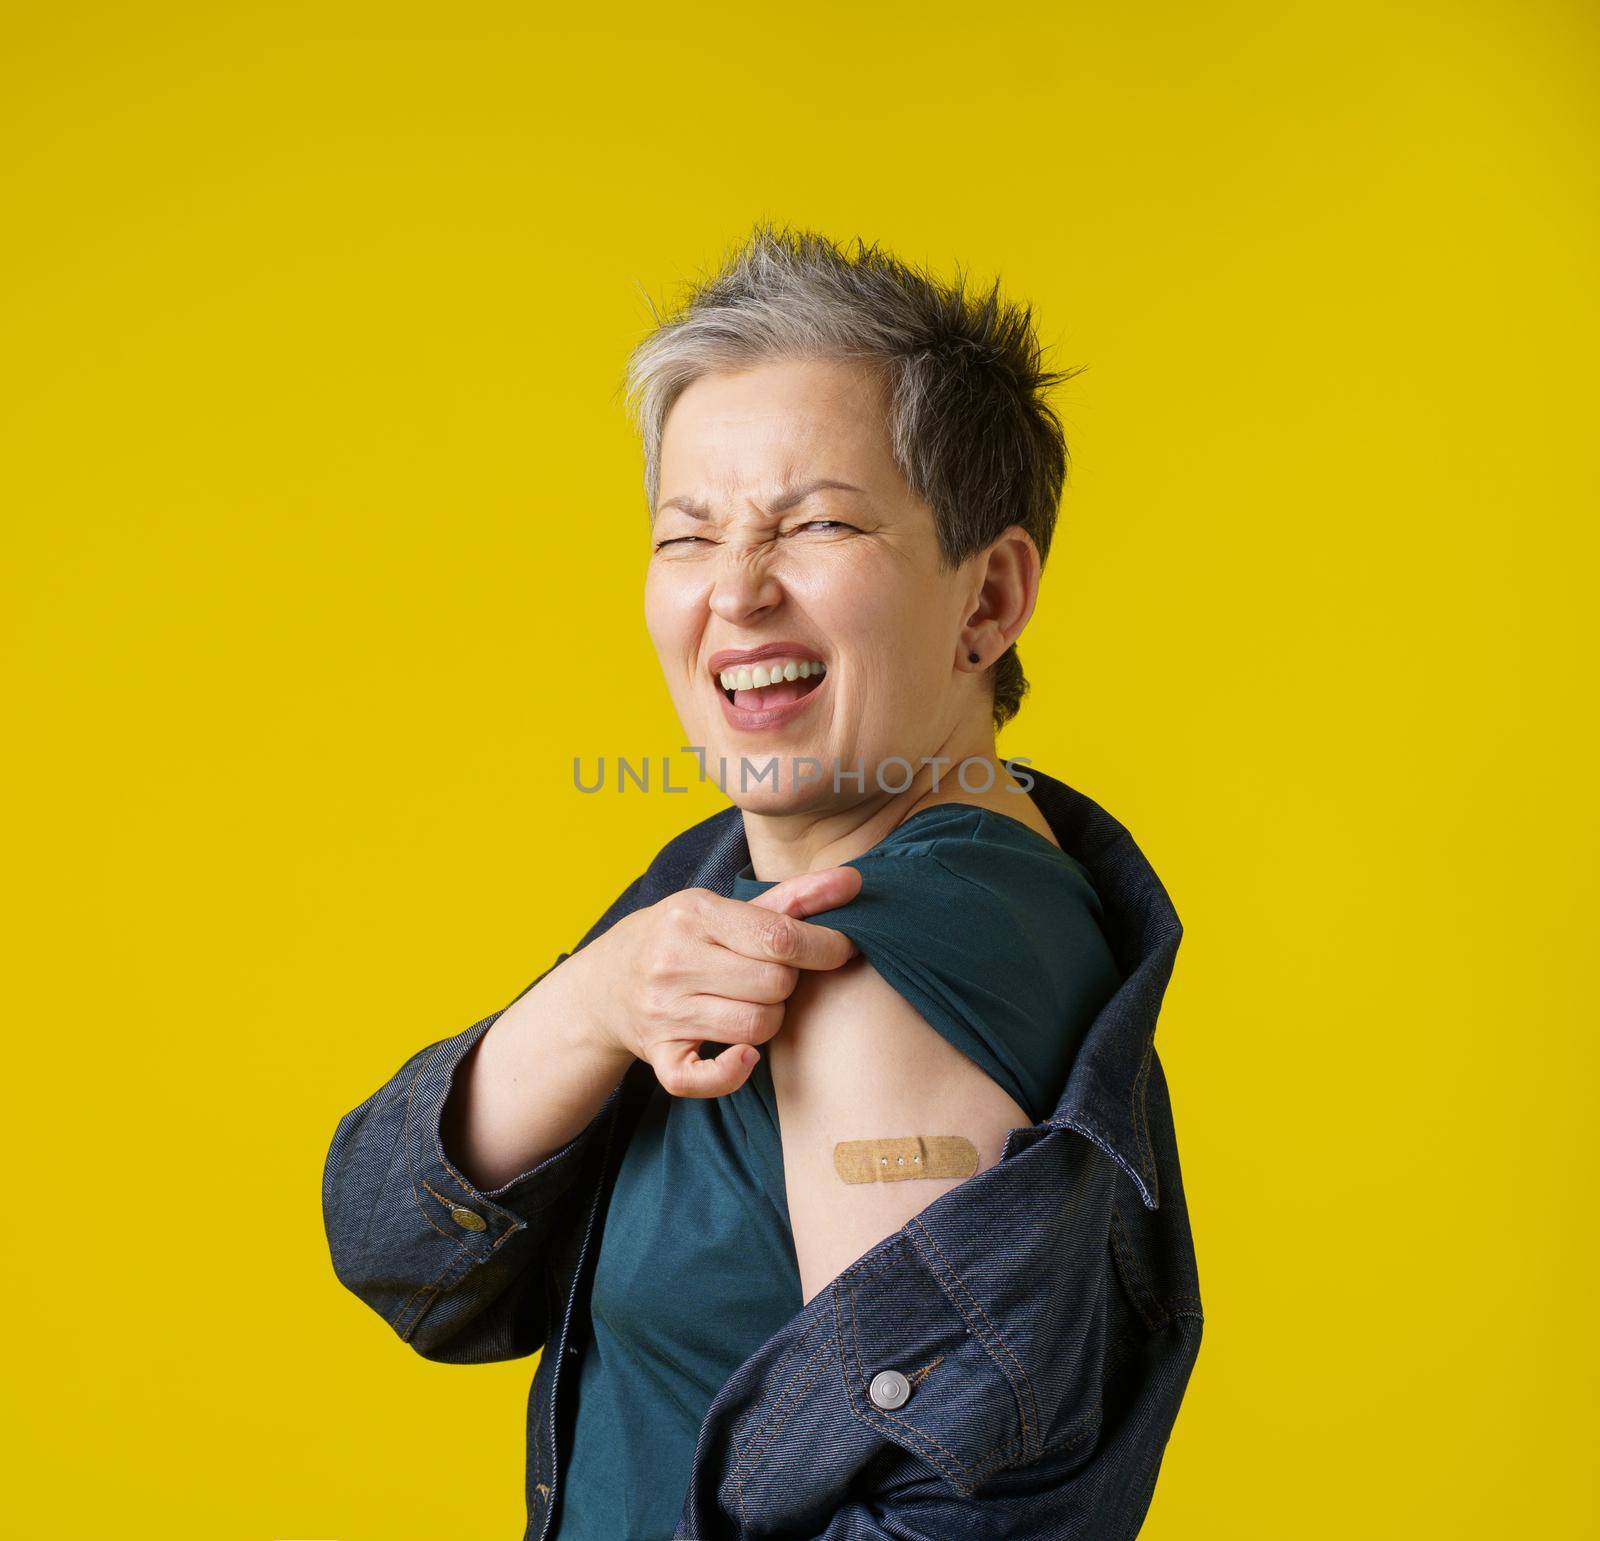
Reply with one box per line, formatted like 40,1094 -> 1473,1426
656,359 -> 898,512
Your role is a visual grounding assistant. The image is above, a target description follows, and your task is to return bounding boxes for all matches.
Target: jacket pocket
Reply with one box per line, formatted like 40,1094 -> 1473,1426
833,1231 -> 1041,1497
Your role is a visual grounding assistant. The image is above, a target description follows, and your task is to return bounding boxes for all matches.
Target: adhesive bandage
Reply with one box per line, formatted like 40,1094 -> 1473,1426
833,1135 -> 979,1184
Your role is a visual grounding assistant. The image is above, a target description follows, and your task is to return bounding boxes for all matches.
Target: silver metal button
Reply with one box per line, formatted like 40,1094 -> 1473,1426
869,1369 -> 911,1410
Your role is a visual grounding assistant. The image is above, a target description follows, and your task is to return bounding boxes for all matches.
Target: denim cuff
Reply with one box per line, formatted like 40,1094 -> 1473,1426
403,988 -> 620,1260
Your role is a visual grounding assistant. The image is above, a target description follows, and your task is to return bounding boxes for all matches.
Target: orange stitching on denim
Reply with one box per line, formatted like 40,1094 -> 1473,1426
404,1042 -> 443,1102
729,1326 -> 836,1521
841,1248 -> 902,1288
1036,1402 -> 1101,1459
865,1333 -> 1039,1486
859,1277 -> 1032,1483
393,1021 -> 535,1336
841,1256 -> 1033,1485
415,1175 -> 524,1254
842,1262 -> 974,1486
393,1246 -> 464,1339
909,1214 -> 1037,1456
410,1175 -> 465,1246
735,1338 -> 835,1514
392,1285 -> 434,1337
386,1073 -> 444,1335
443,1159 -> 486,1201
729,1319 -> 832,1483
724,1309 -> 831,1505
807,1228 -> 910,1297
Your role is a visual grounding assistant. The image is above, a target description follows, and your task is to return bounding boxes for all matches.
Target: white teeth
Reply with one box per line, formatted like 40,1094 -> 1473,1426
716,658 -> 826,692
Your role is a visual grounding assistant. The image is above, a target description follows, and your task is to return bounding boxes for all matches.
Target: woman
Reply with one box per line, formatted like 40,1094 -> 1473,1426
323,225 -> 1202,1540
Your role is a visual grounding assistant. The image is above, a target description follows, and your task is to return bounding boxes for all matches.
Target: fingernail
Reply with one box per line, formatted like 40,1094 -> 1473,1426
742,1047 -> 758,1068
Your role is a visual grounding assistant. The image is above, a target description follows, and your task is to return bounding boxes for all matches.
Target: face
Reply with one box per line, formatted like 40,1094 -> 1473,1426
645,356 -> 999,814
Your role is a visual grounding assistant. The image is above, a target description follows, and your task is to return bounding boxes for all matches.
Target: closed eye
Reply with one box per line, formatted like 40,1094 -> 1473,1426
654,521 -> 856,551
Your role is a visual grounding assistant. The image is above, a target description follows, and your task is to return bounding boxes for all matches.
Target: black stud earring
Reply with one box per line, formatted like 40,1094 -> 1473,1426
967,651 -> 980,664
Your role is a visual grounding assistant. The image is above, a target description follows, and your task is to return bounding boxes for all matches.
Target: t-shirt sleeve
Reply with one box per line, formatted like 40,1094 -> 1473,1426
799,836 -> 1124,1124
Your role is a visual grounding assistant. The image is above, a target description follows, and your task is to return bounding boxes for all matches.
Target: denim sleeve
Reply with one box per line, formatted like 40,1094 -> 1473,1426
321,875 -> 646,1365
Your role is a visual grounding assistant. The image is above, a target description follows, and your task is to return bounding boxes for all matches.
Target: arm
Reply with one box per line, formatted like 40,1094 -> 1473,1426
741,988 -> 1203,1540
320,873 -> 648,1365
322,864 -> 865,1364
761,949 -> 1202,1540
440,949 -> 636,1192
770,955 -> 1034,1306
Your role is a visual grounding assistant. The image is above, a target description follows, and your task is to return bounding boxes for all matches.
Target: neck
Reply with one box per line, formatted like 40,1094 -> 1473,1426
740,719 -> 1026,881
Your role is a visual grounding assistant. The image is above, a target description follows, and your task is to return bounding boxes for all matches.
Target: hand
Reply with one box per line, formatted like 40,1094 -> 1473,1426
580,867 -> 863,1098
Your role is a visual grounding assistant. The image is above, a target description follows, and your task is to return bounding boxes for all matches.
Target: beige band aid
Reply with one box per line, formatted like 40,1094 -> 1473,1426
833,1135 -> 979,1184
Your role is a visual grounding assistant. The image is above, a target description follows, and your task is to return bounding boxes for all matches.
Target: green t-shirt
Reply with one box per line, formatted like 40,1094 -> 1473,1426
555,803 -> 1122,1539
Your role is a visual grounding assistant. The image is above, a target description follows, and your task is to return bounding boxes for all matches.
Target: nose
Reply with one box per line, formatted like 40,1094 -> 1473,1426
707,545 -> 783,625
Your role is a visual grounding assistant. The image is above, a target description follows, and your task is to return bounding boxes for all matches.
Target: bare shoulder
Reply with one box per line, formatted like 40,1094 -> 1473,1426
768,953 -> 1032,1306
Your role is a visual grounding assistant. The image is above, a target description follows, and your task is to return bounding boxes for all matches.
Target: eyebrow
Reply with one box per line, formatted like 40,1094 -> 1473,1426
656,478 -> 867,520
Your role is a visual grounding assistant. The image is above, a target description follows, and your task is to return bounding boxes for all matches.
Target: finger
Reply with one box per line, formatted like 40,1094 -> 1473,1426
709,898 -> 858,972
748,864 -> 863,921
680,946 -> 798,1005
681,993 -> 786,1044
651,1039 -> 760,1100
710,869 -> 860,970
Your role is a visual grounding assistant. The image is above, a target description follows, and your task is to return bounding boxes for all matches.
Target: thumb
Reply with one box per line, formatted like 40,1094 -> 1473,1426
652,1039 -> 760,1100
748,864 -> 863,923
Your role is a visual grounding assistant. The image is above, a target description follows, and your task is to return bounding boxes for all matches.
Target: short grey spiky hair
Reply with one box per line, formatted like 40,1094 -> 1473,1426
621,222 -> 1083,730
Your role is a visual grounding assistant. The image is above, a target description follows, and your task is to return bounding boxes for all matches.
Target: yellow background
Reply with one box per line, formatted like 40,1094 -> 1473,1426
3,2 -> 1594,1536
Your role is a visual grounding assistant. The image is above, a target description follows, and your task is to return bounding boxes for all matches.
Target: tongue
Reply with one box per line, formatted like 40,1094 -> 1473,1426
734,678 -> 814,711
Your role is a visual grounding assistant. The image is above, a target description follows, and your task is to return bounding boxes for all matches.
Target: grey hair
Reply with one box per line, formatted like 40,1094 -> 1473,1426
620,221 -> 1084,730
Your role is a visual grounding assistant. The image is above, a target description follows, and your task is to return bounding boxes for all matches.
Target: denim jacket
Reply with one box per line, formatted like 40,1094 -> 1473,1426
322,768 -> 1204,1539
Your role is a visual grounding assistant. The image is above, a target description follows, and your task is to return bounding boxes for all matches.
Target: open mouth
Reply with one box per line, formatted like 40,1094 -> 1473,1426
715,656 -> 828,714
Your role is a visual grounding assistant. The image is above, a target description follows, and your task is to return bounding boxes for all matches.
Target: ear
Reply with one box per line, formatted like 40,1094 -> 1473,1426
958,525 -> 1041,670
